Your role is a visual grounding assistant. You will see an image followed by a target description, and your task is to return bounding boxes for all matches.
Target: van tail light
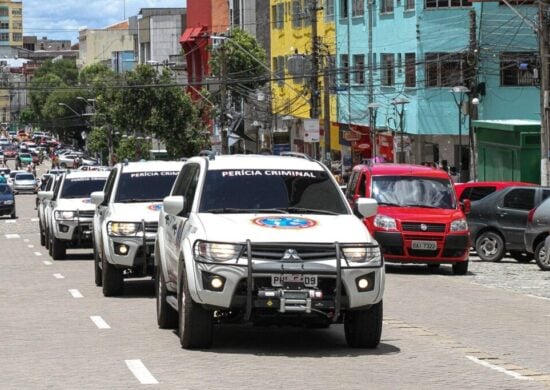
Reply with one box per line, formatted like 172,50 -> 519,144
527,208 -> 536,223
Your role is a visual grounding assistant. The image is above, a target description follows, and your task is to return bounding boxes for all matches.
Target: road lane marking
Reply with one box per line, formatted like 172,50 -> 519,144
31,218 -> 39,222
68,289 -> 83,298
34,252 -> 42,257
526,294 -> 550,301
53,273 -> 64,279
43,261 -> 52,265
28,244 -> 34,248
5,234 -> 20,239
23,239 -> 29,242
466,356 -> 534,381
5,220 -> 16,224
90,316 -> 111,329
125,360 -> 158,385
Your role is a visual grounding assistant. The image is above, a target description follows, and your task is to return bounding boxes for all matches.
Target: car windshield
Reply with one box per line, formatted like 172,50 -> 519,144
199,169 -> 348,214
19,154 -> 31,158
115,171 -> 180,203
15,174 -> 34,181
0,184 -> 11,194
372,175 -> 456,209
60,177 -> 107,198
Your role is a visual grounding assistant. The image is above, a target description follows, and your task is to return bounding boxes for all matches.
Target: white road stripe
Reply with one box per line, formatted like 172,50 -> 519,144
68,289 -> 83,298
526,294 -> 550,301
5,234 -> 20,239
27,244 -> 34,248
125,360 -> 158,385
23,239 -> 29,242
34,252 -> 42,257
5,220 -> 16,224
466,356 -> 533,381
90,316 -> 111,329
43,261 -> 52,265
31,218 -> 39,222
53,273 -> 64,279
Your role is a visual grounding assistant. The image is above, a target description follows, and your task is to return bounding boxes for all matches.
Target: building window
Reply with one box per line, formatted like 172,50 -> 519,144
327,55 -> 337,91
272,4 -> 285,29
340,0 -> 349,17
0,8 -> 8,17
405,0 -> 415,10
352,0 -> 365,16
381,0 -> 394,13
0,33 -> 8,41
425,0 -> 469,8
325,0 -> 335,20
341,54 -> 350,84
13,21 -> 21,29
405,53 -> 416,87
11,8 -> 22,16
353,54 -> 365,84
287,54 -> 310,84
381,54 -> 395,86
425,52 -> 465,87
292,0 -> 303,28
0,22 -> 8,29
500,52 -> 538,86
12,33 -> 21,41
273,56 -> 286,85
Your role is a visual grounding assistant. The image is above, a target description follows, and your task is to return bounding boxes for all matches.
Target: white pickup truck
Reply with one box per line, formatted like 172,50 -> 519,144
91,160 -> 184,296
155,153 -> 384,349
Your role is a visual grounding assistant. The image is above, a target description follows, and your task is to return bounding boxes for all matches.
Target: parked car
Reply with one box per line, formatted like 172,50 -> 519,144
345,163 -> 470,275
7,170 -> 26,190
0,183 -> 15,218
524,197 -> 550,271
91,160 -> 184,295
58,153 -> 97,169
468,186 -> 550,262
12,172 -> 38,194
3,147 -> 17,159
17,153 -> 32,166
455,181 -> 538,202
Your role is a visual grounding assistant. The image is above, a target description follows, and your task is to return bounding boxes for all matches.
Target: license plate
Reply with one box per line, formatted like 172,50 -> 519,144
411,240 -> 437,250
271,274 -> 318,287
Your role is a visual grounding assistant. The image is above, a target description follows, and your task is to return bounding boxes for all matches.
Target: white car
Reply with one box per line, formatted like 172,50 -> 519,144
37,174 -> 60,247
91,160 -> 184,296
155,153 -> 384,349
42,170 -> 109,260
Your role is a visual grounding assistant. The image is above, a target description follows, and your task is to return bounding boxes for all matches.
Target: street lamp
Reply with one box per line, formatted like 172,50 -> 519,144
368,102 -> 380,160
450,86 -> 470,182
391,97 -> 410,163
58,102 -> 81,117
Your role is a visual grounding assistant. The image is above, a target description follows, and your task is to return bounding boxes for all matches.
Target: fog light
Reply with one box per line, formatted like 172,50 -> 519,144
59,224 -> 69,233
211,277 -> 224,289
118,244 -> 128,255
357,278 -> 369,289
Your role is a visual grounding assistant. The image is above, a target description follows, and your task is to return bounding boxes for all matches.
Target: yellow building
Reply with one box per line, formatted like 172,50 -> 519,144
78,21 -> 135,69
269,0 -> 337,162
0,0 -> 22,48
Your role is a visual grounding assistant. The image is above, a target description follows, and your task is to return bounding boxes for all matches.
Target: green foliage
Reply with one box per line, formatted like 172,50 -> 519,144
87,126 -> 108,162
115,136 -> 152,162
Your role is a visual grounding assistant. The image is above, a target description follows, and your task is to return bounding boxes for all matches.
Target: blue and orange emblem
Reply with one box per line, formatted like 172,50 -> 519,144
82,198 -> 92,204
148,203 -> 163,211
252,216 -> 317,229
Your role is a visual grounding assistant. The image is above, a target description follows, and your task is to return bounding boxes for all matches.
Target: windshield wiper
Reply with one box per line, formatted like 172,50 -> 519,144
402,204 -> 440,209
276,207 -> 339,215
377,202 -> 403,207
204,208 -> 285,214
119,198 -> 163,203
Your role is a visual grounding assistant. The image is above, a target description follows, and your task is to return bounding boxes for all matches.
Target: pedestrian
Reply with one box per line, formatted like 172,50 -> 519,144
0,172 -> 6,183
15,154 -> 21,170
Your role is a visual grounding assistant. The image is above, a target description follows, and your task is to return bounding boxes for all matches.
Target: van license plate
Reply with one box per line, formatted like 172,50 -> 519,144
411,240 -> 437,250
272,274 -> 318,287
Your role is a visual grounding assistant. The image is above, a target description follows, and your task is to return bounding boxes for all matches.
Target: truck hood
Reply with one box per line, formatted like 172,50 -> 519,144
197,213 -> 375,244
376,205 -> 465,222
55,198 -> 96,211
110,202 -> 162,222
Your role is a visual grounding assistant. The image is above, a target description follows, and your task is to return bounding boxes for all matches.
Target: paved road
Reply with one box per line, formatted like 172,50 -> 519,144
1,160 -> 549,389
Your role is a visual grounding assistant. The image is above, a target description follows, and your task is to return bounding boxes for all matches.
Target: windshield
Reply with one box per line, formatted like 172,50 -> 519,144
60,177 -> 107,199
372,175 -> 456,209
15,174 -> 34,181
0,184 -> 11,194
115,171 -> 180,202
199,169 -> 348,214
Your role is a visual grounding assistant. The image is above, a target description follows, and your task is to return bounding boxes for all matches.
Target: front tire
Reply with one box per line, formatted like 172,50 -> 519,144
39,224 -> 45,246
51,237 -> 66,260
102,254 -> 123,297
452,260 -> 469,275
178,267 -> 213,349
344,301 -> 383,348
475,231 -> 504,262
93,244 -> 102,287
535,240 -> 550,271
156,265 -> 177,329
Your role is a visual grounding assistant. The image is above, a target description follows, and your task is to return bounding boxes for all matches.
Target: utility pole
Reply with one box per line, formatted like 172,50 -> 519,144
219,40 -> 229,154
540,1 -> 550,185
323,68 -> 331,164
468,9 -> 478,182
310,0 -> 321,159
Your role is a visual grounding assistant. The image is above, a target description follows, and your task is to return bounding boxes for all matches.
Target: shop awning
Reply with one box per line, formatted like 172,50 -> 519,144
180,27 -> 205,44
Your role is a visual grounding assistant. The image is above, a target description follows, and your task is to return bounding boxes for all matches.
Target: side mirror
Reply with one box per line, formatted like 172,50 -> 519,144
90,191 -> 105,206
461,199 -> 471,214
163,195 -> 185,216
38,191 -> 53,200
357,198 -> 378,218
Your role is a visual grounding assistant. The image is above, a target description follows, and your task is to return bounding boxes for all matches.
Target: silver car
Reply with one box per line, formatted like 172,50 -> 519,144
524,196 -> 550,271
58,153 -> 97,169
13,172 -> 38,194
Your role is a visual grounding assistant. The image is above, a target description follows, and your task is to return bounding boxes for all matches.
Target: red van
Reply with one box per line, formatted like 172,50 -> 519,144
346,163 -> 470,275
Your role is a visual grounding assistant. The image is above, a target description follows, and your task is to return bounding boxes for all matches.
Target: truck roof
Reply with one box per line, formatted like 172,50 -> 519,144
191,154 -> 325,171
119,160 -> 184,173
65,170 -> 110,180
353,163 -> 450,178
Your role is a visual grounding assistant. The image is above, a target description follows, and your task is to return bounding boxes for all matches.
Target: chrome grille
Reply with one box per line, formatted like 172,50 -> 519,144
401,222 -> 445,232
144,221 -> 158,233
404,234 -> 444,241
76,210 -> 94,218
243,244 -> 337,261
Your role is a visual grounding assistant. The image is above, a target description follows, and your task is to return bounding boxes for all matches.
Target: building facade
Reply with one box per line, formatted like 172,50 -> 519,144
0,0 -> 22,48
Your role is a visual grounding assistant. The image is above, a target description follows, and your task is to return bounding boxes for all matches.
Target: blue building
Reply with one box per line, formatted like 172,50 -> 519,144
335,0 -> 539,180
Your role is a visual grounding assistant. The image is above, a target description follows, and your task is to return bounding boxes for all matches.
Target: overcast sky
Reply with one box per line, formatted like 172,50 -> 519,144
23,0 -> 187,44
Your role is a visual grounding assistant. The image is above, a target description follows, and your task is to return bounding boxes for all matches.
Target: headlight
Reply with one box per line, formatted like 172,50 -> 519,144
374,214 -> 397,230
342,245 -> 382,265
108,222 -> 141,236
4,200 -> 14,205
194,241 -> 243,263
54,210 -> 75,220
450,218 -> 468,232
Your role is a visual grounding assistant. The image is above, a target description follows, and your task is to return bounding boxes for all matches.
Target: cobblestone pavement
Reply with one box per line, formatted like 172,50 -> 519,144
0,160 -> 549,389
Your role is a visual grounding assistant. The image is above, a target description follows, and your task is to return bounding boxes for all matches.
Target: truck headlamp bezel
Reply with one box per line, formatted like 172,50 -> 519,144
194,240 -> 244,263
107,221 -> 141,236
